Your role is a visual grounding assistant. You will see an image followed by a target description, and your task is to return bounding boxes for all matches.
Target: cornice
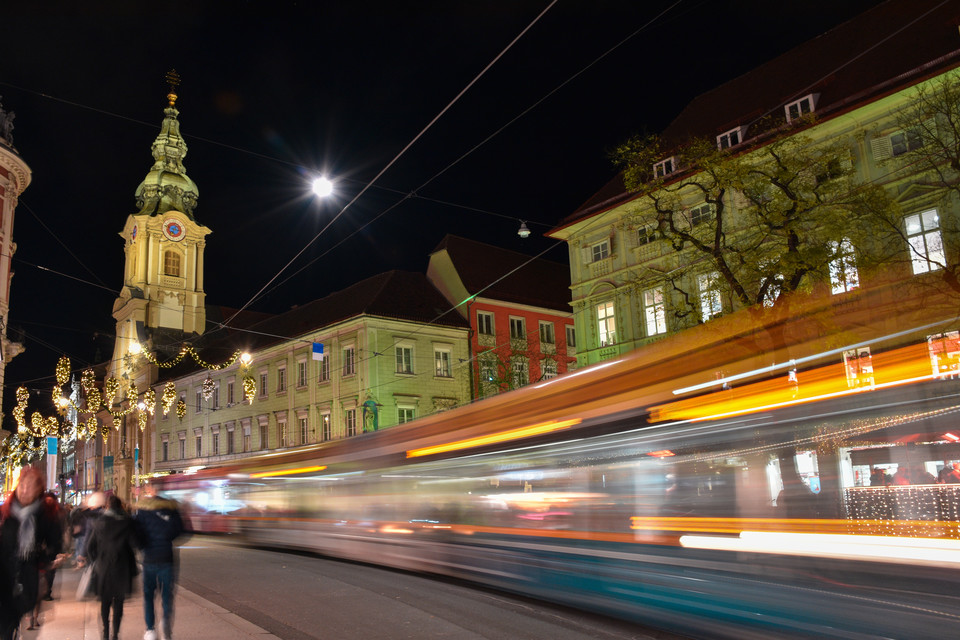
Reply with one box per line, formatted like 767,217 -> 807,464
0,147 -> 31,195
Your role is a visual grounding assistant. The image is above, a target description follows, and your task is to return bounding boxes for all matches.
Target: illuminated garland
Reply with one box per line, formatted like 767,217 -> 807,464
176,399 -> 186,421
161,382 -> 177,416
140,345 -> 241,371
202,376 -> 215,401
242,375 -> 256,404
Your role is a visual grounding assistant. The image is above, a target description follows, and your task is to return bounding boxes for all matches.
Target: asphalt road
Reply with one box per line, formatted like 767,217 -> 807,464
176,535 -> 690,640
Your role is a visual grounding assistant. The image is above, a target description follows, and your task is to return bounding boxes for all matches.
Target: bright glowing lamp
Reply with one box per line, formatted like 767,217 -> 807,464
312,176 -> 334,197
240,352 -> 252,365
129,342 -> 142,355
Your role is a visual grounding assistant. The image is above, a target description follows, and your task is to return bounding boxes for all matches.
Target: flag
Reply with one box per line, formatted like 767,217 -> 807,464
312,342 -> 324,361
47,436 -> 58,456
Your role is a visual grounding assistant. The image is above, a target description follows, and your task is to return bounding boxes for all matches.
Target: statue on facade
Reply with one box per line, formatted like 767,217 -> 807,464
0,97 -> 14,145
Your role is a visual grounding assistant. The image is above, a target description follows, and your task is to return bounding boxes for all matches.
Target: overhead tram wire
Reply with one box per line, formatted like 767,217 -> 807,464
214,1 -> 560,334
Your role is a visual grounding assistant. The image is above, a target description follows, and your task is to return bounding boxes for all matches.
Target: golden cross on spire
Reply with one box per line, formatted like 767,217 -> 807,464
165,69 -> 181,107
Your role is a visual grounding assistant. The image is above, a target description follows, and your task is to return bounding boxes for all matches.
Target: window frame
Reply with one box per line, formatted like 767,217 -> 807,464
697,272 -> 724,321
785,94 -> 818,123
717,126 -> 745,150
596,301 -> 616,346
905,209 -> 946,275
434,347 -> 452,378
590,240 -> 610,263
477,311 -> 494,336
653,156 -> 676,178
509,317 -> 526,340
342,345 -> 356,377
395,345 -> 414,375
642,286 -> 668,336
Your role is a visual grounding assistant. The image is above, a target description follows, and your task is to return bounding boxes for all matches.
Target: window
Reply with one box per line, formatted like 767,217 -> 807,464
227,381 -> 234,406
342,346 -> 356,376
477,311 -> 494,336
785,94 -> 818,122
689,203 -> 713,227
277,367 -> 286,393
345,409 -> 357,436
928,331 -> 960,379
597,301 -> 616,346
317,356 -> 330,383
843,347 -> 874,389
698,273 -> 723,320
637,225 -> 658,246
195,389 -> 202,413
297,360 -> 307,387
653,157 -> 676,178
717,126 -> 745,149
227,430 -> 235,455
542,360 -> 558,380
259,422 -> 268,450
591,240 -> 610,262
479,354 -> 497,388
161,441 -> 168,462
212,432 -> 220,456
178,436 -> 185,460
566,326 -> 576,349
905,209 -> 946,274
512,358 -> 529,388
398,407 -> 415,424
891,128 -> 922,156
829,238 -> 860,294
195,434 -> 202,458
509,317 -> 526,340
539,322 -> 555,344
762,274 -> 783,308
212,383 -> 220,410
642,286 -> 667,336
259,372 -> 268,397
163,250 -> 181,277
321,414 -> 331,441
434,349 -> 451,377
396,346 -> 414,374
278,421 -> 288,448
243,429 -> 250,453
299,417 -> 308,445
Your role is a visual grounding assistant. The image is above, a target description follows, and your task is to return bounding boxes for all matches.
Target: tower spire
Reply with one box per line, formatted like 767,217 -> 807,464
134,70 -> 199,219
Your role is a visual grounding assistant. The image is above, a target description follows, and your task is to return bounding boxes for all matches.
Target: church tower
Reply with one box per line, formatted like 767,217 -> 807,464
112,73 -> 211,364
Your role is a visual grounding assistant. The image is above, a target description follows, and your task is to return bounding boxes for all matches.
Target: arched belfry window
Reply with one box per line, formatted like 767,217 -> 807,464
164,250 -> 181,277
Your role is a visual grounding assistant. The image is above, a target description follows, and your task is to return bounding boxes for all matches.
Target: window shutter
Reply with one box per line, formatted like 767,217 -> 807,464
608,233 -> 616,255
870,136 -> 893,161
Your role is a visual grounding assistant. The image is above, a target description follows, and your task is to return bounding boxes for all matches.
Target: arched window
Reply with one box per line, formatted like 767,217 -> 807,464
164,250 -> 181,277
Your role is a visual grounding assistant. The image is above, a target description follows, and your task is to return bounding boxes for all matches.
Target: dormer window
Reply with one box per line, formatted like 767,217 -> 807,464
717,126 -> 746,149
785,94 -> 819,123
653,157 -> 677,178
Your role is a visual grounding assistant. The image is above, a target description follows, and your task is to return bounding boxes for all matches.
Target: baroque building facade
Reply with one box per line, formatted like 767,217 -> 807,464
549,0 -> 960,371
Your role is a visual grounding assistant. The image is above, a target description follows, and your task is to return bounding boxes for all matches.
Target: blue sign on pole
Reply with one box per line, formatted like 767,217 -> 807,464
46,437 -> 58,456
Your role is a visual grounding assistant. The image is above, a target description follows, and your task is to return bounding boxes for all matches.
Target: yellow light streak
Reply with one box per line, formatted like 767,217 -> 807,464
406,419 -> 582,458
249,465 -> 327,478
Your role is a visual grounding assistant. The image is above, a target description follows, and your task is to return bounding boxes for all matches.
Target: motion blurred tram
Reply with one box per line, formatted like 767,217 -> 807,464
153,323 -> 960,639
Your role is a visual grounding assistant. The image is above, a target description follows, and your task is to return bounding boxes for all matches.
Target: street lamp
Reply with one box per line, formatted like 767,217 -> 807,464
311,176 -> 334,198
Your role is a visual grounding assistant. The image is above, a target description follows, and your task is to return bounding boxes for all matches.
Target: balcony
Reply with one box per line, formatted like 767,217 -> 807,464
589,257 -> 612,279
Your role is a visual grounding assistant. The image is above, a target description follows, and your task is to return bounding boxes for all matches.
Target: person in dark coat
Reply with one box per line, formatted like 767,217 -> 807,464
134,487 -> 184,640
0,467 -> 62,639
86,495 -> 139,640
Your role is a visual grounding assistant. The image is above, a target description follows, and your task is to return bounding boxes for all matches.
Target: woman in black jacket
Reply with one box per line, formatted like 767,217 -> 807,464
86,495 -> 139,640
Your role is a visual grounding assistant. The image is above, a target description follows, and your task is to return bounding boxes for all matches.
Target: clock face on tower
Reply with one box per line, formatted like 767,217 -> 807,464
162,217 -> 186,242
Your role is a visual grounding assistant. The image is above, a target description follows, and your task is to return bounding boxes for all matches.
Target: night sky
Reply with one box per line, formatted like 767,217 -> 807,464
2,1 -> 885,423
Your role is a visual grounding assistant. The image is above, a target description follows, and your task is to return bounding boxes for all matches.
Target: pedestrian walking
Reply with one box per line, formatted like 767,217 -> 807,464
27,492 -> 65,629
72,491 -> 106,567
86,495 -> 139,640
0,468 -> 63,639
134,486 -> 184,640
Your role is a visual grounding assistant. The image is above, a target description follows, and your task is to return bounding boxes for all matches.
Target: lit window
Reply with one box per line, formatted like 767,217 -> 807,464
928,331 -> 960,379
163,250 -> 181,277
843,347 -> 874,389
698,273 -> 723,320
509,317 -> 526,340
539,322 -> 555,344
542,360 -> 557,380
512,358 -> 529,388
396,346 -> 414,374
905,209 -> 946,274
642,287 -> 667,336
345,409 -> 357,436
591,240 -> 610,262
434,349 -> 451,377
398,407 -> 415,424
321,414 -> 331,441
477,311 -> 494,336
829,238 -> 860,294
597,301 -> 616,346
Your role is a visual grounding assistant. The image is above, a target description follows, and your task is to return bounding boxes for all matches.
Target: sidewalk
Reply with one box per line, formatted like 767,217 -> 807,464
22,564 -> 281,640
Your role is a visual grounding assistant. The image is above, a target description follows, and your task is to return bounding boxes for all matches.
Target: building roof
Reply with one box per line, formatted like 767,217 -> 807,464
154,270 -> 468,381
431,235 -> 572,313
555,0 -> 960,229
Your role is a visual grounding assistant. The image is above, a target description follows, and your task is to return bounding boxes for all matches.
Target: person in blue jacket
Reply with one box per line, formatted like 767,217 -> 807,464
133,486 -> 184,640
